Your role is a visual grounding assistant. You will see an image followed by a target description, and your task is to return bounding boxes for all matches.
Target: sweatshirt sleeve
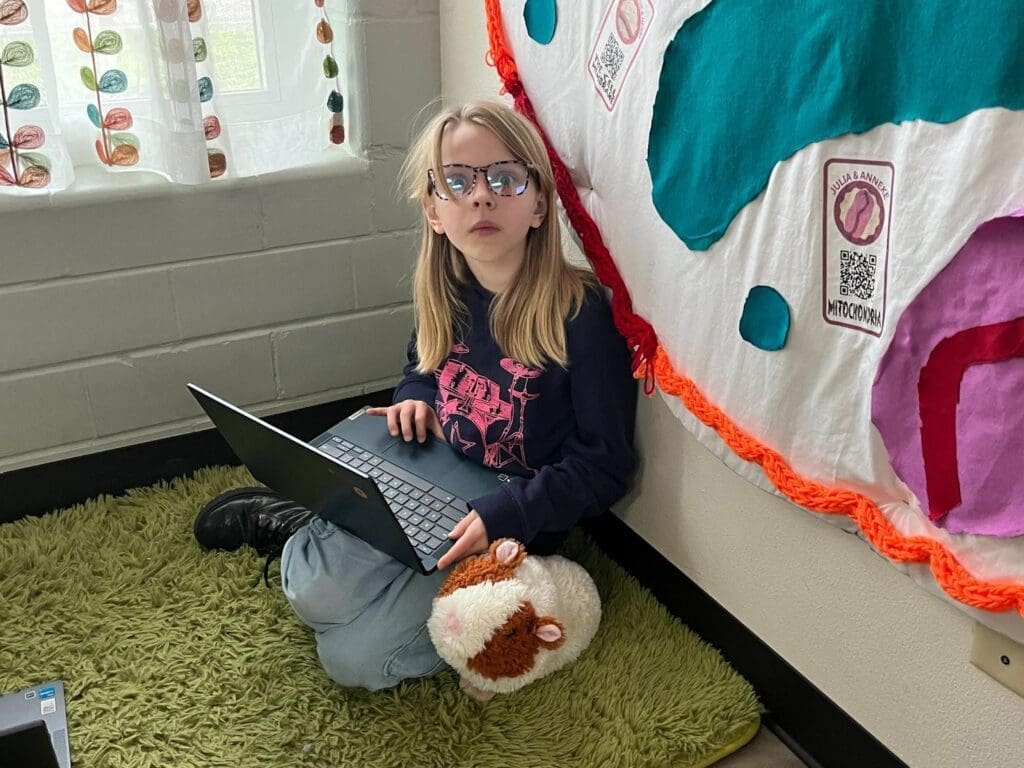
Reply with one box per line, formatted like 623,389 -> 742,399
470,292 -> 638,543
391,329 -> 439,407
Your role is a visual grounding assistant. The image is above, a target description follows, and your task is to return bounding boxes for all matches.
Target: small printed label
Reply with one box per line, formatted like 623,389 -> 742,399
24,691 -> 37,700
588,0 -> 655,110
39,687 -> 56,699
41,699 -> 56,715
822,159 -> 894,336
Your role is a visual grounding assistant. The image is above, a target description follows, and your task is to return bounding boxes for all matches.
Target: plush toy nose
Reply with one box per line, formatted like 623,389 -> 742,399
444,610 -> 463,637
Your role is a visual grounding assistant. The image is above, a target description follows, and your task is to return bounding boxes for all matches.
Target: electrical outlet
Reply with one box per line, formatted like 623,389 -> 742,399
970,622 -> 1024,698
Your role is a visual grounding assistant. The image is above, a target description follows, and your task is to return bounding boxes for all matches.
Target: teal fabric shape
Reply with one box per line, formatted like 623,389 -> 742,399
524,0 -> 556,45
649,0 -> 1024,251
739,286 -> 790,351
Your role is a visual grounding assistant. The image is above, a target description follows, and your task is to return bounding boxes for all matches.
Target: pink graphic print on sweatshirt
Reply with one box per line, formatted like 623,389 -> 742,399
436,343 -> 540,474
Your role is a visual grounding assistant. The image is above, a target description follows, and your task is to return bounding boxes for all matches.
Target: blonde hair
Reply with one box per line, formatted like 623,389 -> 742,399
399,100 -> 595,373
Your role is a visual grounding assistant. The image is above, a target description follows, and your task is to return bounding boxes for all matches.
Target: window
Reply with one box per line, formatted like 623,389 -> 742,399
0,0 -> 347,192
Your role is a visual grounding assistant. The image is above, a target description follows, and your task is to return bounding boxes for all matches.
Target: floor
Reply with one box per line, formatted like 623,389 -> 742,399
716,725 -> 808,767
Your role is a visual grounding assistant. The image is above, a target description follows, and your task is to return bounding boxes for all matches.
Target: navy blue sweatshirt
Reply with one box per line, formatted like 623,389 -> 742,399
392,275 -> 637,555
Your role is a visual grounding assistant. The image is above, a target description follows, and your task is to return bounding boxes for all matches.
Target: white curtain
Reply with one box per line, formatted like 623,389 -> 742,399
0,0 -> 345,193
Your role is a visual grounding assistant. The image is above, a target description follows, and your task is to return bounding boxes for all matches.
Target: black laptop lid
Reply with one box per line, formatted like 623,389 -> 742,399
187,385 -> 421,572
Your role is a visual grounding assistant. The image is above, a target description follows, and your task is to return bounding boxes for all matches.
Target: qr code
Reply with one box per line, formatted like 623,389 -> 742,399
599,33 -> 624,80
839,250 -> 877,300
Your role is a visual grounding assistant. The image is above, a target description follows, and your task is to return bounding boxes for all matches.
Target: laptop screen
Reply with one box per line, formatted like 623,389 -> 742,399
0,720 -> 61,768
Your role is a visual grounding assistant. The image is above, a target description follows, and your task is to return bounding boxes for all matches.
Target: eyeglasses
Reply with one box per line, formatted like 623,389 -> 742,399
428,160 -> 534,200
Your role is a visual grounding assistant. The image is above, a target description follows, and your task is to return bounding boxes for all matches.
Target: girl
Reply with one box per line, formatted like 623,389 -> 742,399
194,101 -> 637,691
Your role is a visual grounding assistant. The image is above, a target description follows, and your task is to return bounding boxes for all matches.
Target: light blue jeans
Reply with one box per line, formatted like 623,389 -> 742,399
280,517 -> 449,691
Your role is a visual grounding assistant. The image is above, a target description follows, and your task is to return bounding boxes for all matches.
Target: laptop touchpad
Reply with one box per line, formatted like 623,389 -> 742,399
383,437 -> 455,477
383,438 -> 505,500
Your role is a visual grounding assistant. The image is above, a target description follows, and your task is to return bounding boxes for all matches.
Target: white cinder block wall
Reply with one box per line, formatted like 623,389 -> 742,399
0,1 -> 440,475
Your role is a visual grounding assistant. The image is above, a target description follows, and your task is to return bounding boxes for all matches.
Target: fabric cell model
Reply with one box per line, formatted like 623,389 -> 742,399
487,0 -> 1024,640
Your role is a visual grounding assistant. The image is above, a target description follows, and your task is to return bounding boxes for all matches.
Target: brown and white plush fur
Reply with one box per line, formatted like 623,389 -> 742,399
427,538 -> 601,701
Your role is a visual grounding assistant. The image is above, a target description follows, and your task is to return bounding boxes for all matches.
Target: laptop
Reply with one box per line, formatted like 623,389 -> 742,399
187,384 -> 510,573
0,681 -> 71,768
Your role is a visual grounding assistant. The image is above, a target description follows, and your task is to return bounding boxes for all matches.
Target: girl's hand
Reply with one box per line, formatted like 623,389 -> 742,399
366,400 -> 444,443
437,511 -> 489,569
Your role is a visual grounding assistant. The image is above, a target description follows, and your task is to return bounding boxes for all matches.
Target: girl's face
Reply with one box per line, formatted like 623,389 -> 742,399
424,121 -> 547,280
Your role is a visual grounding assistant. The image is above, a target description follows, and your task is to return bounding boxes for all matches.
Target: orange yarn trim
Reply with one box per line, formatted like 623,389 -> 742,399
652,346 -> 1024,614
483,0 -> 1024,617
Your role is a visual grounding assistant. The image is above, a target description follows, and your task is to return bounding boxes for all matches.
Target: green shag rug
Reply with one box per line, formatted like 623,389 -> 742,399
0,466 -> 760,768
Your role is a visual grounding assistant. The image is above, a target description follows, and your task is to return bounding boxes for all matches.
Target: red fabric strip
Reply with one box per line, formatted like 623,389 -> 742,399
918,317 -> 1024,521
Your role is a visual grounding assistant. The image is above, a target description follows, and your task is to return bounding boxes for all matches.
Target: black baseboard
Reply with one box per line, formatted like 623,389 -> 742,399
3,391 -> 903,767
580,513 -> 907,768
1,390 -> 392,524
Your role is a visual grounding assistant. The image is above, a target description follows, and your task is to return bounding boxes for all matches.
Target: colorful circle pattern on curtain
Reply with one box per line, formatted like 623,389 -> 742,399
0,0 -> 50,187
69,0 -> 139,167
187,0 -> 226,178
315,0 -> 345,145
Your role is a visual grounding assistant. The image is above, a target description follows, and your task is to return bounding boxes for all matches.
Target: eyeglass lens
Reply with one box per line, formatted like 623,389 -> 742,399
438,162 -> 530,199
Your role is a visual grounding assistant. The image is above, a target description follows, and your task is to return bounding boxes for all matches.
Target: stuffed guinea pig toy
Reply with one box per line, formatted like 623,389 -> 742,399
427,538 -> 601,701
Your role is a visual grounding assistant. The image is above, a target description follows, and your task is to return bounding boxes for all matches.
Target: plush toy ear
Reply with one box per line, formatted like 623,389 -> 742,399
535,617 -> 565,647
494,539 -> 521,564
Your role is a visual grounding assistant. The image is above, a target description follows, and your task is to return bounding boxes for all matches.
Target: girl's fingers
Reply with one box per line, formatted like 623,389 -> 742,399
428,411 -> 445,439
414,404 -> 431,443
366,402 -> 441,442
448,515 -> 469,539
439,530 -> 481,569
397,403 -> 417,438
438,515 -> 488,570
437,540 -> 466,570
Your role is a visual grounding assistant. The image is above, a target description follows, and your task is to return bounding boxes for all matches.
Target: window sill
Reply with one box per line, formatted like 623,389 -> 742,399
0,148 -> 370,214
0,144 -> 414,287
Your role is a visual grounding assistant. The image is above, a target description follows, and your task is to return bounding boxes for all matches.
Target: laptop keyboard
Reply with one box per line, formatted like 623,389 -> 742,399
315,436 -> 468,561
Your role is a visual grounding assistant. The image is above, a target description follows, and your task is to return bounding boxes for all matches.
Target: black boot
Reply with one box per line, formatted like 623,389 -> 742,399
194,487 -> 314,585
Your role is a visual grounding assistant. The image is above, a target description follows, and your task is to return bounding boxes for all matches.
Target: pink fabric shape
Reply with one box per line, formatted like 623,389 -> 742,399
872,215 -> 1024,537
917,318 -> 1024,522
